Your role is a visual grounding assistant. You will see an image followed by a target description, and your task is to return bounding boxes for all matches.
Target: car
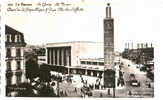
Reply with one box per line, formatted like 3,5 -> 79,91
130,80 -> 140,87
140,67 -> 146,72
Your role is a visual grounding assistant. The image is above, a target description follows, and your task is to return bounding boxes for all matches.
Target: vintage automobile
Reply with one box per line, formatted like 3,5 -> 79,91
129,74 -> 140,87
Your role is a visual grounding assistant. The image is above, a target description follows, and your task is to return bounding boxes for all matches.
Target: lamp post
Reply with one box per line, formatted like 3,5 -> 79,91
57,66 -> 60,97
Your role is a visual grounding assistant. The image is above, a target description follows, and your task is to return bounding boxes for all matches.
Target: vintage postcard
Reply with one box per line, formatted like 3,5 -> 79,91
4,0 -> 157,98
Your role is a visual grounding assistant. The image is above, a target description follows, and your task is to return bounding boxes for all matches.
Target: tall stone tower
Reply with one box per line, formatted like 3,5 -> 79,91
104,3 -> 114,70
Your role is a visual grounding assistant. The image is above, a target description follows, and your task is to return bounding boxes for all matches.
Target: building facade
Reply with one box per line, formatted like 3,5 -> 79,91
5,25 -> 26,87
122,43 -> 154,65
46,41 -> 104,78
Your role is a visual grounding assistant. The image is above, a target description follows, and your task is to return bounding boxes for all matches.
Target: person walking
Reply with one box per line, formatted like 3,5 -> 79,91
75,87 -> 77,93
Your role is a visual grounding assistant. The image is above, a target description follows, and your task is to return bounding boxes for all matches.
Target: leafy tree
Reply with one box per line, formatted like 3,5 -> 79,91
39,64 -> 51,84
25,57 -> 39,83
146,71 -> 154,81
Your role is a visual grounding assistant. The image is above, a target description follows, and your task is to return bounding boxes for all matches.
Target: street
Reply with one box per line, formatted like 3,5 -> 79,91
115,58 -> 154,98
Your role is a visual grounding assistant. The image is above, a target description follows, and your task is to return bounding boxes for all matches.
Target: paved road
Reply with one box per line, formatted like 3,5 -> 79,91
118,58 -> 154,98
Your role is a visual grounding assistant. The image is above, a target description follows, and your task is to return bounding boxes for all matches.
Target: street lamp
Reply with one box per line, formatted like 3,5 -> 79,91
56,66 -> 60,97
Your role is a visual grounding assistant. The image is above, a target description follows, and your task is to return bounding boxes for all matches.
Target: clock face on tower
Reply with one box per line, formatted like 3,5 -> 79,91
104,20 -> 113,32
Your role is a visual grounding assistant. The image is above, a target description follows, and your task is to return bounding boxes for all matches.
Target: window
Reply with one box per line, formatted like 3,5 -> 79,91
6,34 -> 10,42
81,61 -> 85,64
87,62 -> 91,65
93,62 -> 97,65
39,59 -> 46,61
16,35 -> 21,42
99,62 -> 104,66
11,35 -> 15,42
17,35 -> 20,42
6,48 -> 11,57
16,48 -> 21,57
7,76 -> 12,85
17,61 -> 21,70
15,35 -> 17,42
16,75 -> 21,84
7,62 -> 11,71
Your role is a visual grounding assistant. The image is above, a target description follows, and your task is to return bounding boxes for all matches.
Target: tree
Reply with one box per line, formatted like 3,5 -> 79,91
146,71 -> 154,81
25,57 -> 39,83
39,64 -> 51,84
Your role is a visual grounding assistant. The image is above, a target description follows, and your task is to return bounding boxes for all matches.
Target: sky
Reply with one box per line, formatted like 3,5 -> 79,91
5,0 -> 163,52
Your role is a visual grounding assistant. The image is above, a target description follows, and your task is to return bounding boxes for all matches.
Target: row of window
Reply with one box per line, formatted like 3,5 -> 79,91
7,61 -> 21,71
6,34 -> 22,43
80,61 -> 104,66
6,48 -> 21,57
6,74 -> 22,85
70,69 -> 103,77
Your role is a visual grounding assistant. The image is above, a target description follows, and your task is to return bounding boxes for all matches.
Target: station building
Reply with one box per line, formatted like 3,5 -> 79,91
46,41 -> 104,78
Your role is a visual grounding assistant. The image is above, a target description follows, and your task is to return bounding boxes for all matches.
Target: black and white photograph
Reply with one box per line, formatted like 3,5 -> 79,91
4,0 -> 158,98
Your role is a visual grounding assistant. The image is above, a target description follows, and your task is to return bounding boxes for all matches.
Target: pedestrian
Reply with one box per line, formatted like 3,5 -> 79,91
148,83 -> 151,88
75,87 -> 77,93
64,91 -> 68,97
128,90 -> 132,96
100,92 -> 103,97
60,90 -> 63,96
92,83 -> 94,89
108,89 -> 110,95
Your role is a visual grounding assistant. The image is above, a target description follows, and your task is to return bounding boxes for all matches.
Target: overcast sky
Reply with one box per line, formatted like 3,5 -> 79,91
6,0 -> 163,52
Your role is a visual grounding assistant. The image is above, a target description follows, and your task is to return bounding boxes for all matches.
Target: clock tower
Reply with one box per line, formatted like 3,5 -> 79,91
104,3 -> 114,70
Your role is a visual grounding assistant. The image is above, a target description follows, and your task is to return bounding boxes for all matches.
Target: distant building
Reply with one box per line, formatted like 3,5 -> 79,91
122,43 -> 154,65
36,48 -> 46,65
5,25 -> 26,88
37,55 -> 46,65
46,41 -> 104,77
